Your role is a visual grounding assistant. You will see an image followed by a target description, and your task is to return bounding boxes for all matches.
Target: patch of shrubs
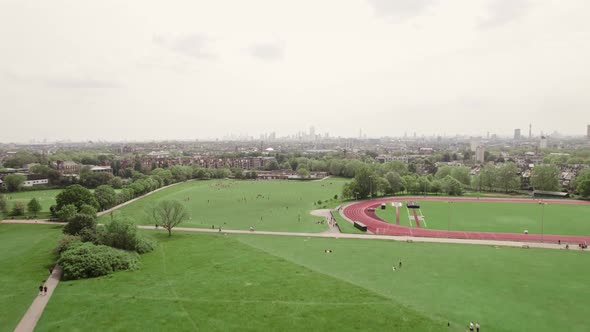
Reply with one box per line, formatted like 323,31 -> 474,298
58,242 -> 140,280
99,216 -> 156,254
56,210 -> 155,280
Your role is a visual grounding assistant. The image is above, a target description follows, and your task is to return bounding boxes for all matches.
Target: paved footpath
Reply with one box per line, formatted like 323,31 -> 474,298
14,266 -> 62,332
310,209 -> 340,234
1,219 -> 586,251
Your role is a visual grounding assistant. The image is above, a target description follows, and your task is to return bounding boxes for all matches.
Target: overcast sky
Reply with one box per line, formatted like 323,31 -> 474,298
1,0 -> 589,142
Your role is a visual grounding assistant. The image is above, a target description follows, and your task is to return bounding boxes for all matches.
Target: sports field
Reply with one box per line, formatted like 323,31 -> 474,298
0,224 -> 62,332
1,190 -> 61,219
34,230 -> 590,332
374,200 -> 590,235
102,179 -> 348,233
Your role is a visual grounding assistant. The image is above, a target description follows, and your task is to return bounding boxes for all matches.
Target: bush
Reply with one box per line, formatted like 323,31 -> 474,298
100,216 -> 156,253
11,202 -> 25,216
57,204 -> 77,222
55,235 -> 82,254
58,242 -> 140,280
79,204 -> 98,219
63,213 -> 97,236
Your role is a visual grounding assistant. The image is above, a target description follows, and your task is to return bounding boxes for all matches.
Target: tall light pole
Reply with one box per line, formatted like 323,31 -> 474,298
369,175 -> 373,200
539,201 -> 547,242
447,201 -> 452,237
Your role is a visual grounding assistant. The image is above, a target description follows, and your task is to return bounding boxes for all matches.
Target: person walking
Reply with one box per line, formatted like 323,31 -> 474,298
44,286 -> 48,294
38,285 -> 43,296
399,261 -> 402,269
469,321 -> 474,331
475,322 -> 480,332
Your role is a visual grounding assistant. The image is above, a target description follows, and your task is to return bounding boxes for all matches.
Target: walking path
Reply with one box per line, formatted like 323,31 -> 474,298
97,181 -> 187,217
310,209 -> 340,234
134,225 -> 583,250
1,219 -> 586,251
14,266 -> 62,332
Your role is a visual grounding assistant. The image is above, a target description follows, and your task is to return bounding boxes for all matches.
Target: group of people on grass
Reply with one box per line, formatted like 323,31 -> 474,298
468,321 -> 480,331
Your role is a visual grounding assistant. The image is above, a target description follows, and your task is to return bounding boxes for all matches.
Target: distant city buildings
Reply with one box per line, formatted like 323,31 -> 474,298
587,124 -> 590,139
475,146 -> 485,164
514,129 -> 521,140
540,136 -> 548,149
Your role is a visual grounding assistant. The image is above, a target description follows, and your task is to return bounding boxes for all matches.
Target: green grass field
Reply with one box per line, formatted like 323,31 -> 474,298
102,179 -> 349,233
36,231 -> 444,331
375,200 -> 590,235
0,224 -> 62,332
35,230 -> 590,332
1,190 -> 61,219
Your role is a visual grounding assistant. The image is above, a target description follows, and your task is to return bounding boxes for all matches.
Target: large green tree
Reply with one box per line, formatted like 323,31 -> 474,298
27,198 -> 42,217
531,165 -> 560,191
0,194 -> 7,215
385,171 -> 403,194
56,185 -> 100,211
94,185 -> 117,211
574,169 -> 590,198
3,174 -> 26,192
149,200 -> 189,236
495,162 -> 521,193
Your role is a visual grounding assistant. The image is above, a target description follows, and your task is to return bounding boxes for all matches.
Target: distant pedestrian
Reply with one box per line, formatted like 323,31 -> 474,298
38,285 -> 43,295
218,227 -> 221,232
475,322 -> 480,332
399,261 -> 402,269
155,224 -> 158,229
469,321 -> 474,331
44,286 -> 48,294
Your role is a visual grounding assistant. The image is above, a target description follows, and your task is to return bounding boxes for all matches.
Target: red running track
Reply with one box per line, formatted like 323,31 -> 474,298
412,209 -> 421,228
342,196 -> 590,243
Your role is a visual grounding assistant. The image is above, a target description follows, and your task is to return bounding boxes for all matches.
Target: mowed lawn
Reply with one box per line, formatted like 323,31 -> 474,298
0,224 -> 62,332
375,200 -> 590,235
36,232 -> 444,332
236,234 -> 590,332
102,179 -> 348,233
1,190 -> 61,219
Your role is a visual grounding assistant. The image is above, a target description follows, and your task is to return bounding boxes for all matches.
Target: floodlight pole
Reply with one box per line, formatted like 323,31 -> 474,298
540,202 -> 546,243
369,175 -> 373,200
447,201 -> 451,237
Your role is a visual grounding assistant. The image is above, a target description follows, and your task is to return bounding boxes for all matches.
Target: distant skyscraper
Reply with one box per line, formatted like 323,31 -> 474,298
587,124 -> 590,139
470,140 -> 479,152
529,124 -> 532,139
475,146 -> 485,164
514,129 -> 521,140
540,136 -> 548,149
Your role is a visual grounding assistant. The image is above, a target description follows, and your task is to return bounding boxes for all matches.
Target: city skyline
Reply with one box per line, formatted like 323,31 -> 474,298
1,0 -> 590,142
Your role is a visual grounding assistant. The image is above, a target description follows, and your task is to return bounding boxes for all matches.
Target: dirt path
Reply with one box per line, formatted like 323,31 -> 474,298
14,266 -> 62,332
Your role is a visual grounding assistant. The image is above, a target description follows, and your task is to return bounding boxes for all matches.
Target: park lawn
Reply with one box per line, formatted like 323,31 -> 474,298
2,190 -> 61,219
36,231 -> 444,332
101,179 -> 349,233
375,200 -> 590,235
235,234 -> 590,332
0,224 -> 62,332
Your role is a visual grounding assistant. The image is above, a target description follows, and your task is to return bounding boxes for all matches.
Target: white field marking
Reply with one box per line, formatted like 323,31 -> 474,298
419,209 -> 427,228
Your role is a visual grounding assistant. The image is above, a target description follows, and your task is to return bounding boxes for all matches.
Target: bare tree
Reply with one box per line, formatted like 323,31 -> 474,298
150,200 -> 189,236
